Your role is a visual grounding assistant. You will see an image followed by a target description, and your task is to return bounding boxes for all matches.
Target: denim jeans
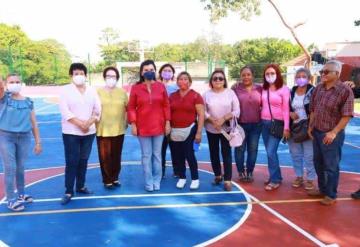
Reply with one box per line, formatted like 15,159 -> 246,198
234,122 -> 262,174
0,130 -> 31,201
262,120 -> 282,183
313,129 -> 345,199
169,125 -> 199,180
138,135 -> 163,191
206,131 -> 232,181
63,134 -> 95,195
288,138 -> 316,180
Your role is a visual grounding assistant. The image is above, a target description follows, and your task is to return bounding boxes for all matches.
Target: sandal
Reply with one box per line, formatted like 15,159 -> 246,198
212,176 -> 223,185
265,182 -> 280,191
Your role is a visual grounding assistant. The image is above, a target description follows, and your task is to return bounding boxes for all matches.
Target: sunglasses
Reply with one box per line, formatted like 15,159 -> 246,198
319,70 -> 337,75
212,76 -> 224,82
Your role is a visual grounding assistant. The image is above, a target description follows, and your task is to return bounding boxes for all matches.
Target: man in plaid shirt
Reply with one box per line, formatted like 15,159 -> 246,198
308,60 -> 354,205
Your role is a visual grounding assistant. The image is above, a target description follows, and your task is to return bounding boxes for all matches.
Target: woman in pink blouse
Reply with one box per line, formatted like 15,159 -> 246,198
261,64 -> 290,191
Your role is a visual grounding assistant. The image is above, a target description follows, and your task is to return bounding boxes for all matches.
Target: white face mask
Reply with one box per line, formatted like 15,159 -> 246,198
265,74 -> 277,84
7,83 -> 22,94
73,75 -> 86,85
105,78 -> 117,88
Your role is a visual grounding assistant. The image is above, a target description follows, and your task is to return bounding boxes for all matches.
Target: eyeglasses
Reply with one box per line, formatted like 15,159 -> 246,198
8,81 -> 21,84
105,75 -> 117,79
212,76 -> 224,82
319,70 -> 337,75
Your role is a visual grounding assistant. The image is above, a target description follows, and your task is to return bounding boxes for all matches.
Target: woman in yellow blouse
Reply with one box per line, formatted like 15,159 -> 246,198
96,66 -> 128,189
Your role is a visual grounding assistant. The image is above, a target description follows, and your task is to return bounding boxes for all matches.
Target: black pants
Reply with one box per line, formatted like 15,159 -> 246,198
206,131 -> 232,181
169,125 -> 199,180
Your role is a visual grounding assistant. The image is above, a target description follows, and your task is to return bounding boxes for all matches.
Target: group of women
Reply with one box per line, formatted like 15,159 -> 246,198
0,60 -> 318,211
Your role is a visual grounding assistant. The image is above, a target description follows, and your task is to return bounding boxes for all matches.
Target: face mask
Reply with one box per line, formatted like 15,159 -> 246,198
265,74 -> 277,84
73,75 -> 86,85
7,83 -> 22,94
178,80 -> 189,90
143,71 -> 156,81
295,78 -> 309,87
161,71 -> 173,81
105,78 -> 117,88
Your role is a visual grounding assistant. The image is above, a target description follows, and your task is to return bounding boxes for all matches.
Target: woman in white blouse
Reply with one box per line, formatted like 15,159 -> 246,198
59,63 -> 101,205
203,70 -> 240,191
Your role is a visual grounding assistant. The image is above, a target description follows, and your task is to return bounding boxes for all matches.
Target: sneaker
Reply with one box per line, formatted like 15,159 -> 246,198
303,180 -> 315,190
17,194 -> 34,203
76,187 -> 94,194
320,196 -> 336,206
224,181 -> 232,191
60,194 -> 72,205
351,189 -> 360,200
176,179 -> 187,189
7,200 -> 25,212
190,180 -> 200,190
154,185 -> 160,191
292,177 -> 303,188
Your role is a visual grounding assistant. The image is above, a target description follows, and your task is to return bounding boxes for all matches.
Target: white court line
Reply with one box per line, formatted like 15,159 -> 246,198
0,191 -> 244,205
0,240 -> 9,247
35,103 -> 57,113
344,141 -> 360,149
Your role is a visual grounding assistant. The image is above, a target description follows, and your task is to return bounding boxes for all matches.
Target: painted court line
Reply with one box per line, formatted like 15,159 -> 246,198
0,240 -> 9,247
0,197 -> 354,218
35,104 -> 57,113
344,141 -> 360,149
0,191 -> 244,204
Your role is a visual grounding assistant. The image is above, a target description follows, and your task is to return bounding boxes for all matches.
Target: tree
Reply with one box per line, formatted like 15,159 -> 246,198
200,0 -> 311,68
355,20 -> 360,26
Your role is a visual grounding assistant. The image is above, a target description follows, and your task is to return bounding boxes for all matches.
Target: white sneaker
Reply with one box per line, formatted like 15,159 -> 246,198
190,180 -> 200,190
176,179 -> 187,189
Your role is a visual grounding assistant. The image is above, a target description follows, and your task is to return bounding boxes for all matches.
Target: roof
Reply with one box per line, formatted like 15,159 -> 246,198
283,54 -> 308,66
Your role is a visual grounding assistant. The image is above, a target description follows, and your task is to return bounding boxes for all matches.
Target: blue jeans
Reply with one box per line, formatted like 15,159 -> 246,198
288,139 -> 316,180
63,134 -> 95,195
138,135 -> 163,191
206,131 -> 232,181
0,130 -> 31,201
234,122 -> 262,174
169,125 -> 199,180
313,129 -> 345,199
262,120 -> 282,183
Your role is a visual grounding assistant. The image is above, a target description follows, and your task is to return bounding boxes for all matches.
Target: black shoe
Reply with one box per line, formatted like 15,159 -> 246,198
239,172 -> 247,182
112,181 -> 121,187
246,172 -> 254,183
76,187 -> 93,194
351,189 -> 360,200
61,194 -> 72,205
104,184 -> 116,190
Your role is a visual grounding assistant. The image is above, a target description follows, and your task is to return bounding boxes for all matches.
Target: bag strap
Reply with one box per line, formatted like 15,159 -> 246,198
267,90 -> 274,120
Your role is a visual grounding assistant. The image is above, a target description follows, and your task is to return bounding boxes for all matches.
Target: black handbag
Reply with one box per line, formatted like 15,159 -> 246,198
267,90 -> 284,139
291,119 -> 309,143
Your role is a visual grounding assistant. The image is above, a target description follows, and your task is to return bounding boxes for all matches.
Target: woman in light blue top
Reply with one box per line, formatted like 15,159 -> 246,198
0,74 -> 42,212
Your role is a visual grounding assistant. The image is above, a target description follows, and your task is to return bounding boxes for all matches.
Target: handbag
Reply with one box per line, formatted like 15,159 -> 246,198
221,116 -> 245,147
291,119 -> 309,143
267,90 -> 284,139
170,123 -> 195,142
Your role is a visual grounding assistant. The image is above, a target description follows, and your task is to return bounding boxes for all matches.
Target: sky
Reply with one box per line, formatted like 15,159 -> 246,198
0,0 -> 359,61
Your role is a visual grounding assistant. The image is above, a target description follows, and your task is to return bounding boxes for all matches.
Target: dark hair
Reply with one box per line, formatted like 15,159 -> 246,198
177,71 -> 193,84
6,73 -> 20,80
138,59 -> 156,83
103,66 -> 120,80
159,63 -> 175,81
69,63 -> 87,76
209,69 -> 227,88
262,64 -> 284,90
240,65 -> 255,76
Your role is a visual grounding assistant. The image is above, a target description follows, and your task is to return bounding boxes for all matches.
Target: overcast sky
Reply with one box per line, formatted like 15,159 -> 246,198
0,0 -> 359,61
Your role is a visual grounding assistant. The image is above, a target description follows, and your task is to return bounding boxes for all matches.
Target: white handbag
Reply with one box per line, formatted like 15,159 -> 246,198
221,116 -> 245,147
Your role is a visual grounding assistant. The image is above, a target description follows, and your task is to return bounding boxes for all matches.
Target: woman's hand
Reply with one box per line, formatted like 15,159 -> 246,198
165,121 -> 171,135
290,112 -> 299,121
283,129 -> 290,140
195,132 -> 202,143
131,123 -> 138,136
34,143 -> 42,155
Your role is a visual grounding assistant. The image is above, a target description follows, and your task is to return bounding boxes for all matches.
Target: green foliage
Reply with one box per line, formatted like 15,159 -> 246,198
0,23 -> 71,84
355,19 -> 360,26
200,0 -> 261,22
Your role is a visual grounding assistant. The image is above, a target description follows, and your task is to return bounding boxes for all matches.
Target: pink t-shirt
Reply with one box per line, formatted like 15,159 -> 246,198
59,83 -> 101,136
261,86 -> 290,130
203,88 -> 240,134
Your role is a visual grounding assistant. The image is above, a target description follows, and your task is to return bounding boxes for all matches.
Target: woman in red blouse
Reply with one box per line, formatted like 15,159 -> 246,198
169,72 -> 204,190
127,60 -> 171,192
